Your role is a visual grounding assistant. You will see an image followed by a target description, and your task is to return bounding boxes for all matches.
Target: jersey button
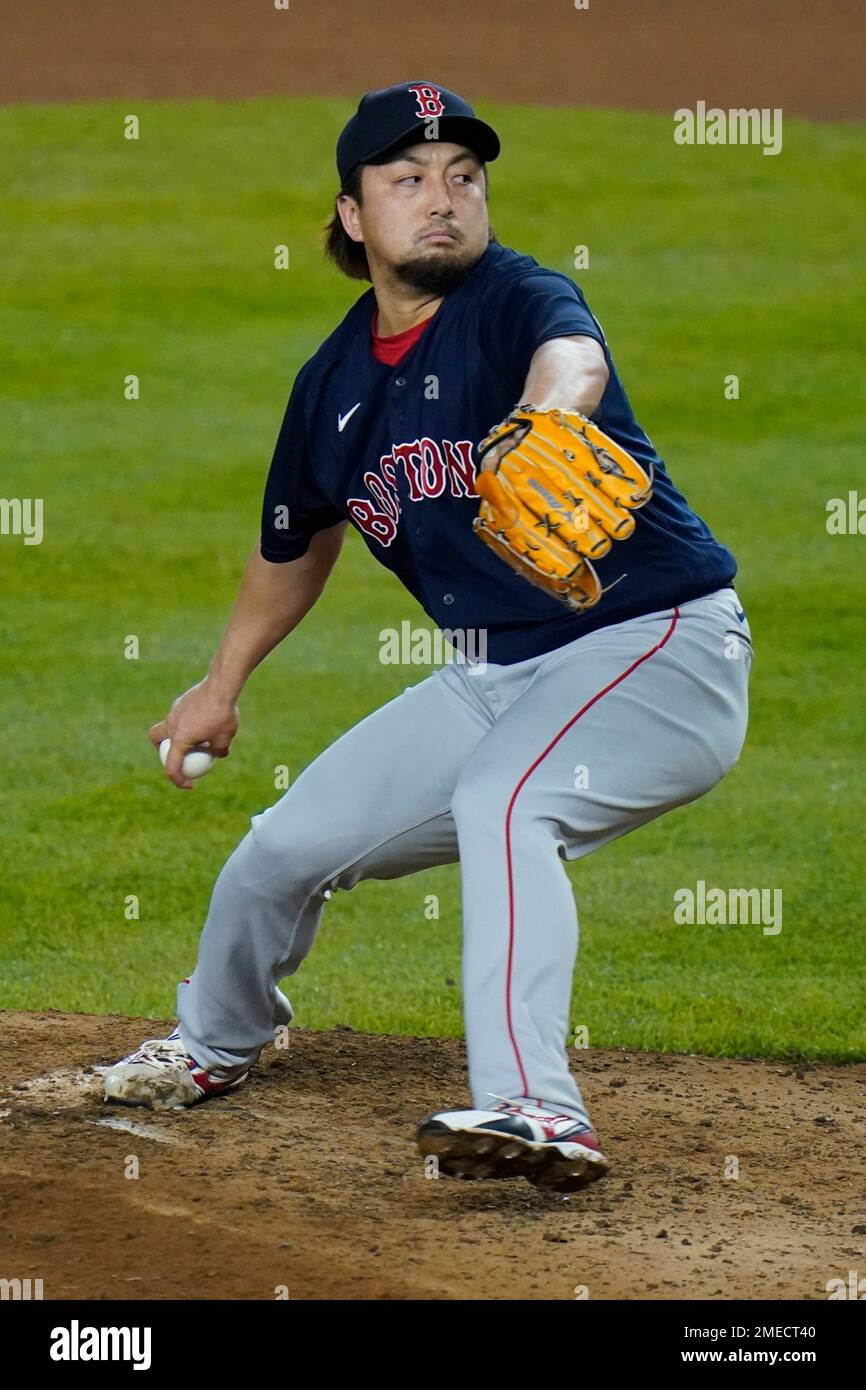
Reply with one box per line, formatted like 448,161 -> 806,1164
443,593 -> 454,605
395,376 -> 406,388
415,527 -> 423,537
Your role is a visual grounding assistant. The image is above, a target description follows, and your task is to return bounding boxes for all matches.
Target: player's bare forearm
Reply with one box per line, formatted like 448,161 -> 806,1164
520,334 -> 608,414
208,523 -> 348,701
480,335 -> 609,473
150,522 -> 347,787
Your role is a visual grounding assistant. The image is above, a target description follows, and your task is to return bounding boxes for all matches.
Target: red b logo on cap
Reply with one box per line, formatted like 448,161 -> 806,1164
409,85 -> 445,118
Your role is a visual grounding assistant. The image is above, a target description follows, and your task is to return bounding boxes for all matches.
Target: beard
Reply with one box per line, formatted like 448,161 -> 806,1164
391,239 -> 482,296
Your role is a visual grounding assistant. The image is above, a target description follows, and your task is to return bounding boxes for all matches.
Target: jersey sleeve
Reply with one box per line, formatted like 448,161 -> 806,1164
260,366 -> 345,563
481,267 -> 607,378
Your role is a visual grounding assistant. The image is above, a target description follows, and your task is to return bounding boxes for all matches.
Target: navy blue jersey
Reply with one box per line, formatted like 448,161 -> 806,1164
261,241 -> 736,664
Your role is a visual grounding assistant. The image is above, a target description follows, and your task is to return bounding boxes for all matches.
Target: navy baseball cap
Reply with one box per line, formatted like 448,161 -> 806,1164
337,80 -> 500,186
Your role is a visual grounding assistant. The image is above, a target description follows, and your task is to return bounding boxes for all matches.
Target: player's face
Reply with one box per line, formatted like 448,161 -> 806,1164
344,142 -> 490,294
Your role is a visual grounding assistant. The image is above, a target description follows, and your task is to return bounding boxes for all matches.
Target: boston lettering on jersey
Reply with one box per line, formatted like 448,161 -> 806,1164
261,241 -> 737,664
347,436 -> 476,545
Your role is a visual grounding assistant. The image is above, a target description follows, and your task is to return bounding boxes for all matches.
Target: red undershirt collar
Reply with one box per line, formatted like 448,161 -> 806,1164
370,307 -> 436,366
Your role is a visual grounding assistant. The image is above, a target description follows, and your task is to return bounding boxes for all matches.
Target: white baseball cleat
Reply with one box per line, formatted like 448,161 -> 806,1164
103,992 -> 294,1111
102,1027 -> 252,1111
416,1101 -> 610,1193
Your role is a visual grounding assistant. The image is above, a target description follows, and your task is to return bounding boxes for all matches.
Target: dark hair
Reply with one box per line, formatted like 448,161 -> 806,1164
323,162 -> 492,283
324,164 -> 371,281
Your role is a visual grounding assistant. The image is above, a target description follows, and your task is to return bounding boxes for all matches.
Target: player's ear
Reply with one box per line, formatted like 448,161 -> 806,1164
336,193 -> 364,244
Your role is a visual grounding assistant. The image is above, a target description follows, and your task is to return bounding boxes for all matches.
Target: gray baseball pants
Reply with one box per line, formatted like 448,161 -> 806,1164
177,586 -> 753,1126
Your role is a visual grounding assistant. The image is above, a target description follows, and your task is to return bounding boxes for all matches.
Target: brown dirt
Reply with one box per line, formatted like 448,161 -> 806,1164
1,1010 -> 864,1301
2,0 -> 863,121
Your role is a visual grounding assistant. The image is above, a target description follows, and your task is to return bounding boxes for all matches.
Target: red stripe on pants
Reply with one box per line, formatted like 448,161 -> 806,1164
502,608 -> 681,1098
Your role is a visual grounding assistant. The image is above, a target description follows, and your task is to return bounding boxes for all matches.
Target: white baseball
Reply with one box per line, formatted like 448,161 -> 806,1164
159,738 -> 215,780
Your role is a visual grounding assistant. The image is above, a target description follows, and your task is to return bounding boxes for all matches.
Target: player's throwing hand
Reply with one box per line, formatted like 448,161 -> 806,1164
149,679 -> 238,789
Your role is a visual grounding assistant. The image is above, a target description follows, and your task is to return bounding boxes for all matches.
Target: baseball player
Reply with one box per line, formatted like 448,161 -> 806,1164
104,81 -> 753,1194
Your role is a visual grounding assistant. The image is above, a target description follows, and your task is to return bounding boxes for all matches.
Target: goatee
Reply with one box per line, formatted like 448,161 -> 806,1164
392,244 -> 481,297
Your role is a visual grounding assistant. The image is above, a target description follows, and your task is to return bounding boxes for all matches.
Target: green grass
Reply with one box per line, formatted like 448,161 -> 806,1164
1,96 -> 864,1059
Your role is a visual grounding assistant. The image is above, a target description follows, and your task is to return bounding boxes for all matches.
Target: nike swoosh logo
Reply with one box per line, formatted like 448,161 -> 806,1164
338,402 -> 361,432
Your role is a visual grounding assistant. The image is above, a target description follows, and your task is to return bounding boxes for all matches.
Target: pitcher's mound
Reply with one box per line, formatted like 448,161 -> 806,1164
0,1011 -> 862,1300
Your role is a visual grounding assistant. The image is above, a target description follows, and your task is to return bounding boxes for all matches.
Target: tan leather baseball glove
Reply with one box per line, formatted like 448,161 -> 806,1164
473,405 -> 654,611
